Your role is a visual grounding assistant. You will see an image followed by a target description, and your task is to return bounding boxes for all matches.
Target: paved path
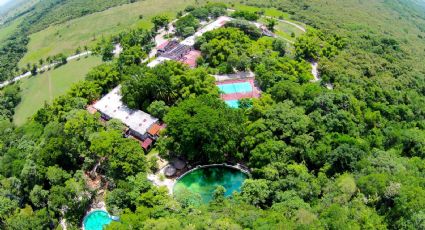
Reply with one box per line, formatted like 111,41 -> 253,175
310,61 -> 319,82
0,51 -> 92,89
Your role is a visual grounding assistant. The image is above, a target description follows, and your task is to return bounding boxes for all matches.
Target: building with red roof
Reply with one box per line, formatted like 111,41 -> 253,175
141,138 -> 153,151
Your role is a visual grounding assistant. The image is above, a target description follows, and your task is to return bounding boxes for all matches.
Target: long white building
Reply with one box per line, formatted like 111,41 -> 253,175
93,86 -> 158,140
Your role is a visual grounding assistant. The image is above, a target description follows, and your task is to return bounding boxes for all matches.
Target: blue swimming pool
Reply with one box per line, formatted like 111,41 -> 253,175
83,210 -> 114,230
225,100 -> 240,108
217,82 -> 252,94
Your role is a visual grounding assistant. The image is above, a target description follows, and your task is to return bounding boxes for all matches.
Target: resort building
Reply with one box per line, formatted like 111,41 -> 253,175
93,86 -> 158,140
149,16 -> 232,68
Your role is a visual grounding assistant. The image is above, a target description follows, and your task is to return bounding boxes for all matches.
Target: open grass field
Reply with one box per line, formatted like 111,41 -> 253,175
272,20 -> 305,42
230,4 -> 290,19
18,0 -> 306,67
13,55 -> 102,125
19,0 -> 207,67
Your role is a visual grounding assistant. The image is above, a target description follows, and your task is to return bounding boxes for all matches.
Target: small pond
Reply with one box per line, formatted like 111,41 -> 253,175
173,166 -> 248,203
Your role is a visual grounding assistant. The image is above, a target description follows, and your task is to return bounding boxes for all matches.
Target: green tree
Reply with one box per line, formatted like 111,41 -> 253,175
29,185 -> 49,208
95,38 -> 114,61
241,179 -> 271,207
147,101 -> 169,120
31,64 -> 38,75
175,14 -> 199,37
118,45 -> 146,67
86,63 -> 121,93
231,10 -> 259,21
151,15 -> 169,31
68,81 -> 101,102
163,95 -> 245,163
266,18 -> 277,31
46,166 -> 71,186
90,130 -> 147,179
4,206 -> 54,230
213,186 -> 226,204
48,177 -> 92,226
0,196 -> 18,222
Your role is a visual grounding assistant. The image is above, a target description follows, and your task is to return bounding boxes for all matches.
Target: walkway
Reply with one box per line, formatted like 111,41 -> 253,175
147,165 -> 176,195
310,61 -> 319,82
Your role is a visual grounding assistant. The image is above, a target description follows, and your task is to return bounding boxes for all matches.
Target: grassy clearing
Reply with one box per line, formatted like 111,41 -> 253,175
231,4 -> 290,19
274,20 -> 305,42
230,3 -> 306,28
229,3 -> 305,43
13,55 -> 102,125
19,0 -> 207,67
255,17 -> 305,43
0,17 -> 23,45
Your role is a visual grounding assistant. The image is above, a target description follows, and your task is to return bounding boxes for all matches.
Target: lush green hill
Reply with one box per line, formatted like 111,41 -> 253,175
0,0 -> 38,23
0,1 -> 424,229
25,0 -> 144,33
19,0 -> 202,66
0,17 -> 23,45
0,0 -> 143,81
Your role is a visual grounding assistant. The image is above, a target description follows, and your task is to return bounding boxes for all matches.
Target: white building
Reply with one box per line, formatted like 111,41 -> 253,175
93,86 -> 158,140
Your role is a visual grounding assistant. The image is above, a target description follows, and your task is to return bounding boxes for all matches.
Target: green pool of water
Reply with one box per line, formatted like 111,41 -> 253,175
83,210 -> 113,230
173,166 -> 248,203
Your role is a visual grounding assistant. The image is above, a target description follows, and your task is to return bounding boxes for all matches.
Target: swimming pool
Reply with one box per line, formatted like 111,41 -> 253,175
225,100 -> 239,108
83,210 -> 114,230
217,82 -> 252,94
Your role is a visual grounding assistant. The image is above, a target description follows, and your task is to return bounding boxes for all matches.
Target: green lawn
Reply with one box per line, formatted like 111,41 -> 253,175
13,55 -> 102,125
229,3 -> 305,43
274,20 -> 305,42
231,4 -> 290,19
19,0 -> 206,67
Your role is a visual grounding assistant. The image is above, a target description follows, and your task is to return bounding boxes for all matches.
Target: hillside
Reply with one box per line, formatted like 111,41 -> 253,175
0,0 -> 144,82
0,0 -> 38,24
0,0 -> 424,230
19,0 -> 199,66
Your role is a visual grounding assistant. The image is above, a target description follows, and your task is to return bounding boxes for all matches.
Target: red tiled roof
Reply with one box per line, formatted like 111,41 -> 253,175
148,124 -> 162,136
86,105 -> 98,115
183,50 -> 202,68
157,41 -> 169,50
141,138 -> 153,150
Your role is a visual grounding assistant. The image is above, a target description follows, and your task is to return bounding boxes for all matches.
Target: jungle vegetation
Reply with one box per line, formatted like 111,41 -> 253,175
0,0 -> 424,229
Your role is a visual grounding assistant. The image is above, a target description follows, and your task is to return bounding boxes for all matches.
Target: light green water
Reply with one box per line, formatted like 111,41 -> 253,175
173,166 -> 248,203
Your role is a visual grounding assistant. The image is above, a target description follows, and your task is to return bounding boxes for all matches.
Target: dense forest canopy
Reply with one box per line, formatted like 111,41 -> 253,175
0,0 -> 424,229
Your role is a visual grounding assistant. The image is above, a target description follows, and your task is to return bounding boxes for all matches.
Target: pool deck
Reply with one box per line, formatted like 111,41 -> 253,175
213,71 -> 255,82
147,165 -> 176,195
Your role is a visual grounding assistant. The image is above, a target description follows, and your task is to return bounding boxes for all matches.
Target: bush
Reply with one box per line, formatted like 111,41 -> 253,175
231,10 -> 260,21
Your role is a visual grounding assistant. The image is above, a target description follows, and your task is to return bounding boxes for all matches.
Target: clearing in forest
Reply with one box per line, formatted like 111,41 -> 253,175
19,0 -> 204,66
13,56 -> 102,125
